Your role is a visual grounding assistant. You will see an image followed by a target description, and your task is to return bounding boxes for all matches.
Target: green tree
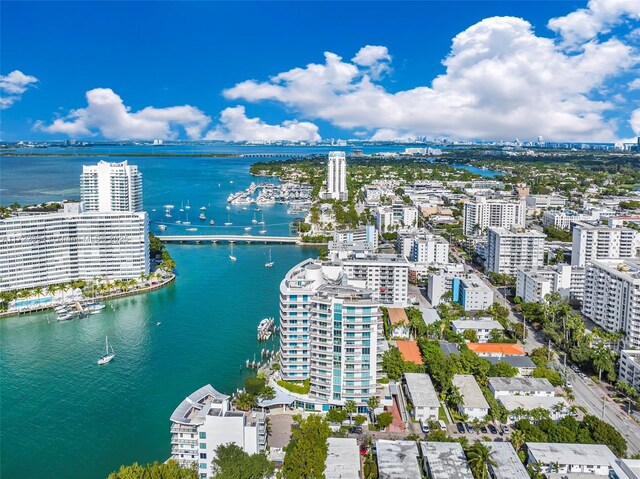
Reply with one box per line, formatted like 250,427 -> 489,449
211,443 -> 274,479
244,376 -> 266,396
466,442 -> 496,479
487,361 -> 517,378
354,415 -> 367,426
235,392 -> 256,411
281,414 -> 331,479
108,460 -> 197,479
510,429 -> 526,452
326,408 -> 347,424
376,412 -> 393,431
344,400 -> 357,425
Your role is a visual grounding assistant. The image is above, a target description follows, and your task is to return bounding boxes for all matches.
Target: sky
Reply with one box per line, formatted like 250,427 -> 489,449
1,1 -> 639,143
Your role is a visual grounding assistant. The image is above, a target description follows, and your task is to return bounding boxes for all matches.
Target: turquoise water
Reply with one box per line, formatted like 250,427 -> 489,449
0,146 -> 499,478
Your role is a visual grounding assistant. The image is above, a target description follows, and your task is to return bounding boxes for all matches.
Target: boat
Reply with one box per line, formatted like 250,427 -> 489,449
156,322 -> 161,326
97,336 -> 115,365
252,212 -> 258,224
209,219 -> 215,225
158,224 -> 167,231
264,249 -> 274,268
200,206 -> 206,211
165,213 -> 172,218
229,242 -> 237,262
54,305 -> 70,313
258,213 -> 265,225
85,302 -> 105,314
152,209 -> 156,212
57,311 -> 76,321
224,213 -> 233,226
257,317 -> 275,340
185,200 -> 191,210
186,227 -> 197,232
199,213 -> 206,220
163,204 -> 174,210
259,228 -> 267,234
183,221 -> 191,225
244,226 -> 252,232
226,205 -> 231,210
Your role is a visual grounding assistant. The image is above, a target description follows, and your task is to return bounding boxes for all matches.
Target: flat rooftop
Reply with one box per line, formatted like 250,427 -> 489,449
452,374 -> 489,410
420,441 -> 474,479
376,440 -> 421,479
404,373 -> 440,409
396,340 -> 424,365
482,442 -> 529,479
452,319 -> 504,330
467,343 -> 526,356
500,395 -> 568,413
486,356 -> 536,369
489,377 -> 556,394
526,442 -> 617,467
388,307 -> 408,325
325,438 -> 360,479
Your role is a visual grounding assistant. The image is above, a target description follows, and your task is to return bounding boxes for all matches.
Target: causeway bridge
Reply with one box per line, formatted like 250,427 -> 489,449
157,234 -> 302,244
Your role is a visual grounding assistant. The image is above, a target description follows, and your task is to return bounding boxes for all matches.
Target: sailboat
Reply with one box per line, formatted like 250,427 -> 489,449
259,228 -> 267,234
264,249 -> 274,268
229,242 -> 237,262
224,213 -> 233,226
252,212 -> 258,224
185,200 -> 191,210
258,213 -> 265,225
97,336 -> 115,365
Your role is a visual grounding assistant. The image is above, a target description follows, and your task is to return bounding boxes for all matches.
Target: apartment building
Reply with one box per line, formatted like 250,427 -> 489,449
321,151 -> 348,200
375,204 -> 419,232
516,264 -> 585,304
169,384 -> 266,479
526,443 -> 619,476
341,253 -> 409,306
451,274 -> 494,311
619,350 -> 640,392
462,197 -> 526,236
81,160 -> 143,212
571,221 -> 639,267
0,202 -> 149,292
486,226 -> 546,276
333,225 -> 378,249
397,232 -> 450,265
583,259 -> 640,349
278,259 -> 381,408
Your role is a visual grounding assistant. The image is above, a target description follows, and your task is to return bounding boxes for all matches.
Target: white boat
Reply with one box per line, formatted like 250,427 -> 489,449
165,213 -> 172,218
97,336 -> 115,365
152,209 -> 156,212
158,224 -> 167,231
244,226 -> 252,232
199,213 -> 206,220
209,220 -> 215,225
257,317 -> 275,340
265,249 -> 274,268
176,220 -> 182,224
226,205 -> 231,210
224,213 -> 233,226
258,213 -> 265,225
186,227 -> 197,232
259,229 -> 267,234
163,204 -> 174,210
85,302 -> 105,314
229,243 -> 237,262
57,311 -> 76,321
185,201 -> 191,210
200,206 -> 206,211
252,212 -> 258,224
183,221 -> 191,225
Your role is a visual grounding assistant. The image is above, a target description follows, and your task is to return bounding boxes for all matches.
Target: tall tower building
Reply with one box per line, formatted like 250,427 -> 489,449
324,151 -> 348,201
81,160 -> 143,212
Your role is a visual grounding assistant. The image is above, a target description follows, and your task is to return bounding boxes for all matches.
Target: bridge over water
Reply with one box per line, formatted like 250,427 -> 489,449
156,234 -> 302,244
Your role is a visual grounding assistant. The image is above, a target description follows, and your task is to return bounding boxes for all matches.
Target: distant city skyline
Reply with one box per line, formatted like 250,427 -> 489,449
1,1 -> 639,143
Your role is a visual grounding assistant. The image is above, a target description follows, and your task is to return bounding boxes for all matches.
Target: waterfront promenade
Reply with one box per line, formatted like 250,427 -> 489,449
156,234 -> 302,244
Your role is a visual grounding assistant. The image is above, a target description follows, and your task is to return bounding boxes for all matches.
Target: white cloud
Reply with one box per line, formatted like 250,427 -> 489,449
548,0 -> 640,47
205,106 -> 320,141
224,17 -> 636,141
352,45 -> 392,79
36,88 -> 211,139
0,70 -> 38,109
631,108 -> 640,134
629,78 -> 640,90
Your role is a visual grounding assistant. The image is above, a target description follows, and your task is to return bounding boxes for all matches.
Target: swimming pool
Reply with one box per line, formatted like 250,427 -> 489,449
14,297 -> 53,308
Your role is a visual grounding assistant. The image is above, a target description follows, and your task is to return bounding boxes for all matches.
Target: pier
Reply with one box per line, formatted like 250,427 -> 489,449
156,234 -> 302,244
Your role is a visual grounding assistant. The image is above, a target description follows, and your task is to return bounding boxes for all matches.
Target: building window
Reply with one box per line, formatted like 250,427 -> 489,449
200,463 -> 207,469
200,443 -> 207,449
199,432 -> 206,439
200,453 -> 207,459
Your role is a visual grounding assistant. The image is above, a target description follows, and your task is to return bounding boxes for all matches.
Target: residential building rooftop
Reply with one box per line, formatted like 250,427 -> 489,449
485,356 -> 536,369
466,343 -> 526,356
396,340 -> 424,365
388,307 -> 408,325
325,438 -> 360,479
420,441 -> 474,479
376,440 -> 421,479
482,442 -> 529,479
404,373 -> 440,409
488,377 -> 556,394
526,442 -> 617,467
452,374 -> 489,410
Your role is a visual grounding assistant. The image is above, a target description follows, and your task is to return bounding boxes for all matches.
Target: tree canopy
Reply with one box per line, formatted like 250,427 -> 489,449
211,443 -> 274,479
107,460 -> 197,479
281,414 -> 331,479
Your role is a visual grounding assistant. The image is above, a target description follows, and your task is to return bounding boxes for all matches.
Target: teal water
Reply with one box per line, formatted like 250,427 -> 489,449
0,146 -> 499,478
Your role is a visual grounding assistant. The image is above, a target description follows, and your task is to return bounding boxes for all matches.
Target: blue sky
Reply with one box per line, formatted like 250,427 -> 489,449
1,1 -> 639,142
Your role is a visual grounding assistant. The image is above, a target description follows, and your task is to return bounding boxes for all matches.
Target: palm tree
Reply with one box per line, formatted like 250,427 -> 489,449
593,343 -> 613,382
344,399 -> 357,426
466,442 -> 496,479
367,396 -> 380,421
510,429 -> 525,452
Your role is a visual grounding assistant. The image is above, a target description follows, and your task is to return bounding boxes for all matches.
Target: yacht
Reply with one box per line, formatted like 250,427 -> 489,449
186,227 -> 197,232
264,249 -> 274,268
85,302 -> 105,314
224,213 -> 233,226
259,228 -> 267,234
97,336 -> 115,365
258,213 -> 265,225
158,224 -> 167,231
229,243 -> 237,262
185,200 -> 191,210
209,219 -> 215,225
244,226 -> 252,232
199,213 -> 206,220
252,212 -> 258,224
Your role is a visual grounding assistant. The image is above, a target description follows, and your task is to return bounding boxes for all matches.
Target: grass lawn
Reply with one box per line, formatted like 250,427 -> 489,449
439,406 -> 450,424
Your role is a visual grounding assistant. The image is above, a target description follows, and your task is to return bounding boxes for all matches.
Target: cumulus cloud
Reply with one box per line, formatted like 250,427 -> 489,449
352,45 -> 392,79
548,0 -> 640,47
205,106 -> 320,141
629,78 -> 640,90
0,70 -> 38,109
36,88 -> 211,139
224,16 -> 636,141
631,108 -> 640,134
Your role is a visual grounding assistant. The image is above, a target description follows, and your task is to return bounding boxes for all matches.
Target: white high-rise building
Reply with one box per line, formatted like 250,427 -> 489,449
486,226 -> 546,276
341,253 -> 410,306
323,151 -> 348,201
571,221 -> 639,267
0,203 -> 149,292
583,259 -> 640,349
515,264 -> 585,304
169,384 -> 266,478
81,160 -> 143,212
278,259 -> 382,409
619,350 -> 640,392
463,197 -> 526,236
375,205 -> 419,232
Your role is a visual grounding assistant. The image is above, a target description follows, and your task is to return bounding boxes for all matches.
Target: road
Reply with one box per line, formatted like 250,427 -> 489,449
447,249 -> 640,454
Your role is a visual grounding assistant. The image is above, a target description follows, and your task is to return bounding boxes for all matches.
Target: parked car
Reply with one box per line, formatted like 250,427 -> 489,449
488,424 -> 498,435
456,422 -> 465,433
349,426 -> 363,434
466,424 -> 475,434
438,420 -> 447,431
419,420 -> 430,434
501,425 -> 509,434
359,444 -> 368,456
480,426 -> 488,434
